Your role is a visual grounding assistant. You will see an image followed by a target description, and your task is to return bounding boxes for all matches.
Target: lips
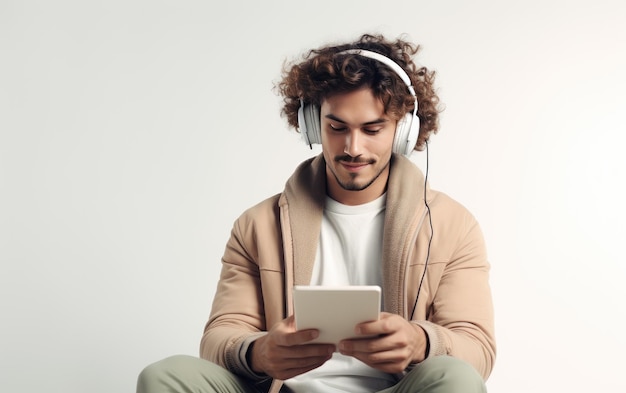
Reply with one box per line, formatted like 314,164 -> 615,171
339,161 -> 370,172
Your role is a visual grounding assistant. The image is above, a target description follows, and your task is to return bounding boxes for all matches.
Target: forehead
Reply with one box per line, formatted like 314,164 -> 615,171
320,88 -> 388,120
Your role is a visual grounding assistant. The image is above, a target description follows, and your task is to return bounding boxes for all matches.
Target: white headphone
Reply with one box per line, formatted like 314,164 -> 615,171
297,49 -> 420,157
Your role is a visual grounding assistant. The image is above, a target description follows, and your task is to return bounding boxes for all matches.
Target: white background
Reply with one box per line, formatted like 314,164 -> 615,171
1,1 -> 625,392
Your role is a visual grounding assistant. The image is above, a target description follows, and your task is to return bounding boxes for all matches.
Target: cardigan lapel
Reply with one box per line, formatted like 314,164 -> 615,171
281,154 -> 327,286
382,154 -> 426,314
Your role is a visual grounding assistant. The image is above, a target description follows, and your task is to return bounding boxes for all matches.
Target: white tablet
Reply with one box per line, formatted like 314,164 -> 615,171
293,285 -> 381,345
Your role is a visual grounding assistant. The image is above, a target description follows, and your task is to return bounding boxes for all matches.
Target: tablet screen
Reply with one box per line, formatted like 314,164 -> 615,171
293,285 -> 381,345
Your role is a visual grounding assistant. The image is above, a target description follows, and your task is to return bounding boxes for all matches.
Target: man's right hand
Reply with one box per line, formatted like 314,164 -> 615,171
249,315 -> 336,380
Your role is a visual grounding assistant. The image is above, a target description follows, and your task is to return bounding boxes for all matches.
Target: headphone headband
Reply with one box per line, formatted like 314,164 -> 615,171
336,49 -> 417,97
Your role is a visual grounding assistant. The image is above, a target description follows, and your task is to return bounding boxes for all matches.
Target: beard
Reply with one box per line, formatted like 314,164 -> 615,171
331,155 -> 391,191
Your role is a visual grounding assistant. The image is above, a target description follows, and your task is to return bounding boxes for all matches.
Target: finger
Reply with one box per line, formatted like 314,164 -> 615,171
355,312 -> 399,336
339,335 -> 389,355
275,328 -> 323,347
265,339 -> 335,365
265,345 -> 335,380
339,328 -> 409,356
343,345 -> 411,374
276,343 -> 336,360
283,346 -> 335,364
270,315 -> 322,346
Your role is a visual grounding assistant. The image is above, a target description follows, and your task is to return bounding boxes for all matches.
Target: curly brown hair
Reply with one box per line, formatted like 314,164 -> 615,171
276,33 -> 441,151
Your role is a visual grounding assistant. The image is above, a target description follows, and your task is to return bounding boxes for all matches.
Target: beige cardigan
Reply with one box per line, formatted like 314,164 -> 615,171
201,154 -> 496,392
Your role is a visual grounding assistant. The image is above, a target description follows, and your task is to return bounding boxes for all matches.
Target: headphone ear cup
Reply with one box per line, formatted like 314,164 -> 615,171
298,103 -> 322,146
393,112 -> 420,156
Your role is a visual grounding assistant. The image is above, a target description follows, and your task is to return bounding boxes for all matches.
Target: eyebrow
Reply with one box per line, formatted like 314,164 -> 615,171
325,114 -> 389,126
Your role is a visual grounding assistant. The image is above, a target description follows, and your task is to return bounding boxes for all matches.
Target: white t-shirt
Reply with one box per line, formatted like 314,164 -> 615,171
283,194 -> 397,393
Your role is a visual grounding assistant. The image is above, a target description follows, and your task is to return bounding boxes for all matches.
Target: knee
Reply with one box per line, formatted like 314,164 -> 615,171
412,356 -> 486,392
136,355 -> 197,393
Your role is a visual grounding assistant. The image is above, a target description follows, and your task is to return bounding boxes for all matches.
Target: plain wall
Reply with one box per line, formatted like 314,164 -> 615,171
1,0 -> 625,391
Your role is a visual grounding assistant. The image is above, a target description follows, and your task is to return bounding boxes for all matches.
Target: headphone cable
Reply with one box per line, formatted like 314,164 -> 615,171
410,140 -> 433,321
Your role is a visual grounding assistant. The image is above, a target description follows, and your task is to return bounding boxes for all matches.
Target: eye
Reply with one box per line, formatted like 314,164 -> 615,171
329,123 -> 347,132
363,128 -> 382,135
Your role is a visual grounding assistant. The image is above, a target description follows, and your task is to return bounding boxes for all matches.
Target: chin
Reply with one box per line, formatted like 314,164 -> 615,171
339,177 -> 375,192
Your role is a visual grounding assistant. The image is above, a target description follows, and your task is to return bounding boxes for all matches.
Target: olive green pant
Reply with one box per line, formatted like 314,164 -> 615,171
137,354 -> 486,393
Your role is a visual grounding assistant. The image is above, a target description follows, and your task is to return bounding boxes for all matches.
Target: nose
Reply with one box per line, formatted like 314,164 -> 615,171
343,130 -> 362,157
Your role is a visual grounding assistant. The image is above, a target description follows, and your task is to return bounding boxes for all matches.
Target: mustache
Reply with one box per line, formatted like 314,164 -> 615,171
334,155 -> 376,164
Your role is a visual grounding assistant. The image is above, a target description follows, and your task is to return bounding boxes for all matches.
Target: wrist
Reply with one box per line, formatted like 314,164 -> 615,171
411,323 -> 429,363
247,337 -> 265,375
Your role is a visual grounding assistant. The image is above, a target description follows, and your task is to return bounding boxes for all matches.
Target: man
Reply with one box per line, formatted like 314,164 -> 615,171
137,33 -> 496,393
